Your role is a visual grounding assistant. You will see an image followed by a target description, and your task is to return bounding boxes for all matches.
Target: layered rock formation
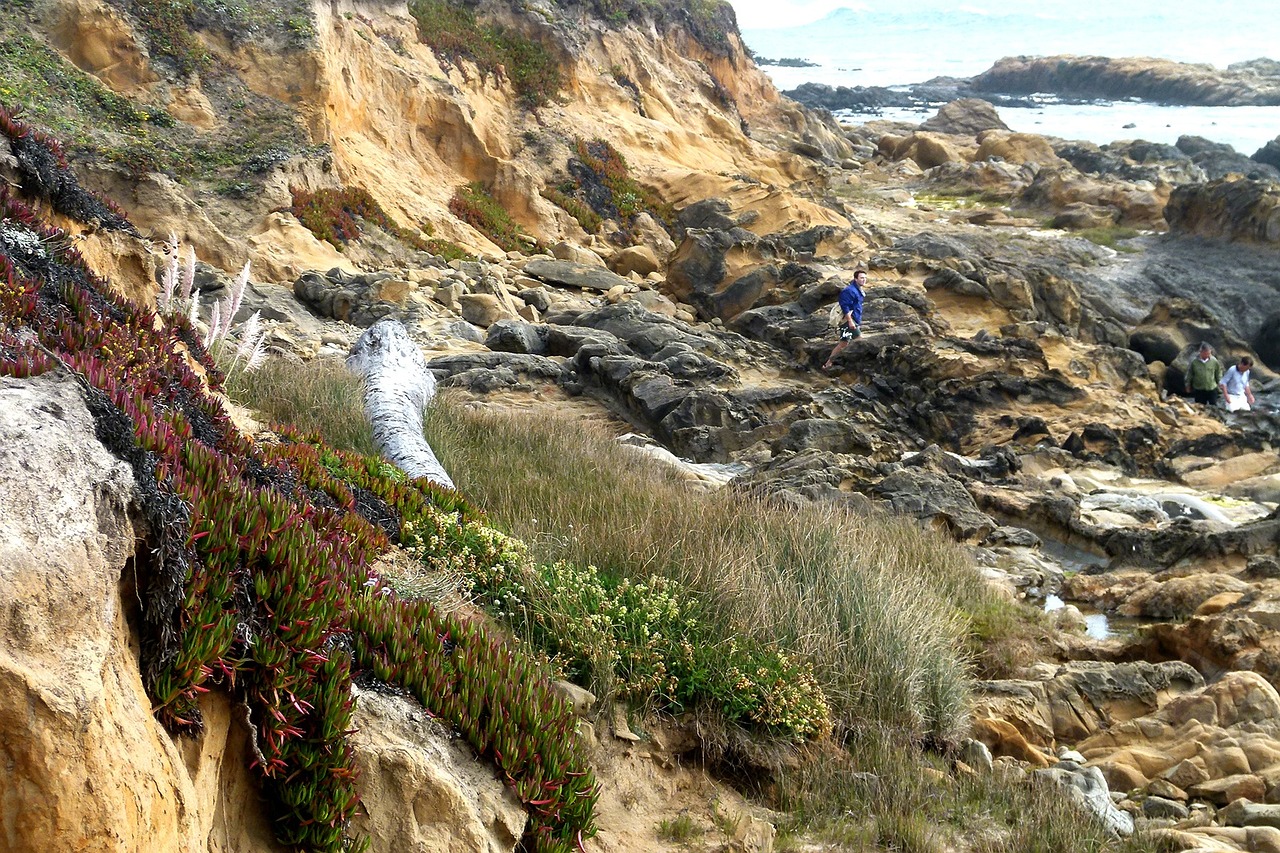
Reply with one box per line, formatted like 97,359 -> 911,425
971,55 -> 1280,106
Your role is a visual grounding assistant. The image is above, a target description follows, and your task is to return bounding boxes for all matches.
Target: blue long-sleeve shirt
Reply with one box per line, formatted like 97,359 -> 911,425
838,281 -> 864,324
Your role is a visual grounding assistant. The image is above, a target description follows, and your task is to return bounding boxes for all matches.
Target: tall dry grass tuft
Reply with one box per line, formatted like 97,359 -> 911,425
778,729 -> 1154,852
425,396 -> 981,744
227,357 -> 377,457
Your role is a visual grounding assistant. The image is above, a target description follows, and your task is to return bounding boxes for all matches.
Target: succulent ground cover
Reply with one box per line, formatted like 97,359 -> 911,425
0,110 -> 595,853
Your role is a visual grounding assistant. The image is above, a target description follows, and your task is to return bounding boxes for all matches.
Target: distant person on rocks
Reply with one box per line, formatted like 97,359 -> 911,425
1185,342 -> 1224,406
822,268 -> 866,371
1220,355 -> 1256,412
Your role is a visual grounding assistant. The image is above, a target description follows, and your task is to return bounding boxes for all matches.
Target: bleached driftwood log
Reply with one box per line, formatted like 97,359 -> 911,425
346,318 -> 455,490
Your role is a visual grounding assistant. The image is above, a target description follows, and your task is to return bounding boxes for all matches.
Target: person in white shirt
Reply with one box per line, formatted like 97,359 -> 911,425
1219,356 -> 1256,412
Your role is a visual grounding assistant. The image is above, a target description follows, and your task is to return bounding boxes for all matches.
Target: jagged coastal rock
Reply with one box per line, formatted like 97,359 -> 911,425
970,55 -> 1280,106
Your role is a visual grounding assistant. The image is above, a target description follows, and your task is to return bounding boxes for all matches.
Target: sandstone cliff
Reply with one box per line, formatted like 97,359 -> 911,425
8,0 -> 853,293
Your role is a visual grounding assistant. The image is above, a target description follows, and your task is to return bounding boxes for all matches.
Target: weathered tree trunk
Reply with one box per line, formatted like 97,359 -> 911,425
346,319 -> 455,490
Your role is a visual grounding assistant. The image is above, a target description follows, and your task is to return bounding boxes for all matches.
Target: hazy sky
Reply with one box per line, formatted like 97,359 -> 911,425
730,0 -> 849,30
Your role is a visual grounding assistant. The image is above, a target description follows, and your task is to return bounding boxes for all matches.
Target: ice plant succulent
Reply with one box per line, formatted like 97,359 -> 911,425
0,108 -> 597,853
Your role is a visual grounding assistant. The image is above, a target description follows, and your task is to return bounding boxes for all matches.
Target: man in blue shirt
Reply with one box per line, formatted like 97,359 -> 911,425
822,269 -> 866,371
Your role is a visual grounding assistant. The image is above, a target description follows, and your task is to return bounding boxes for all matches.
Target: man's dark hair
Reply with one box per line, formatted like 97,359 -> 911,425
1240,356 -> 1253,366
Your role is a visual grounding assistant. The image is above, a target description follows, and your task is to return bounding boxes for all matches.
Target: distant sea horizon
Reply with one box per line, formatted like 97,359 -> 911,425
741,2 -> 1280,154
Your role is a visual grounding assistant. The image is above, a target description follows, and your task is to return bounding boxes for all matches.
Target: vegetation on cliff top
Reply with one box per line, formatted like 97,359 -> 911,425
0,12 -> 313,189
560,0 -> 738,55
408,0 -> 562,107
117,0 -> 315,75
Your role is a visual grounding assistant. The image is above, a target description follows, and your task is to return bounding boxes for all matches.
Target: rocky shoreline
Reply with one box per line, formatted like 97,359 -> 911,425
784,54 -> 1280,114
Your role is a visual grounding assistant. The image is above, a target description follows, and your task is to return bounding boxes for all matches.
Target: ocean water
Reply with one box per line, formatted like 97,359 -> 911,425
740,1 -> 1280,153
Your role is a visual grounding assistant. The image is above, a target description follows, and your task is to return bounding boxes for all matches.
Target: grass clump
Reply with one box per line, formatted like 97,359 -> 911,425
226,358 -> 379,458
544,139 -> 673,241
778,731 -> 1154,852
656,813 -> 701,842
422,398 -> 973,746
1075,225 -> 1143,252
449,182 -> 532,253
408,0 -> 562,107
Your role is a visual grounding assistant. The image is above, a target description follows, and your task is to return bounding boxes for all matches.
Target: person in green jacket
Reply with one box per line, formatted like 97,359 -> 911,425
1185,342 -> 1224,406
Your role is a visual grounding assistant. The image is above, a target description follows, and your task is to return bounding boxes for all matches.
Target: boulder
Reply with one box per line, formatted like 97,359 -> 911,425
1050,202 -> 1119,230
1257,311 -> 1280,371
460,293 -> 513,327
1165,179 -> 1280,243
522,258 -> 633,292
550,241 -> 606,268
1221,799 -> 1280,830
485,319 -> 549,355
1178,135 -> 1280,181
919,98 -> 1009,136
890,132 -> 969,169
664,229 -> 771,321
871,469 -> 995,539
1256,135 -> 1280,171
611,245 -> 661,278
975,130 -> 1062,166
1032,763 -> 1134,836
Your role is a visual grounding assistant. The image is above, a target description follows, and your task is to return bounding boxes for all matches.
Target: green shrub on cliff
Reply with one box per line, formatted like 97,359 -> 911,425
543,139 -> 673,240
287,185 -> 467,258
449,182 -> 533,252
118,0 -> 315,74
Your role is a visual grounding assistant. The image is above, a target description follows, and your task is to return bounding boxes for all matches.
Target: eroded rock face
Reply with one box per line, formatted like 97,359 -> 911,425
349,689 -> 526,852
0,373 -> 201,851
